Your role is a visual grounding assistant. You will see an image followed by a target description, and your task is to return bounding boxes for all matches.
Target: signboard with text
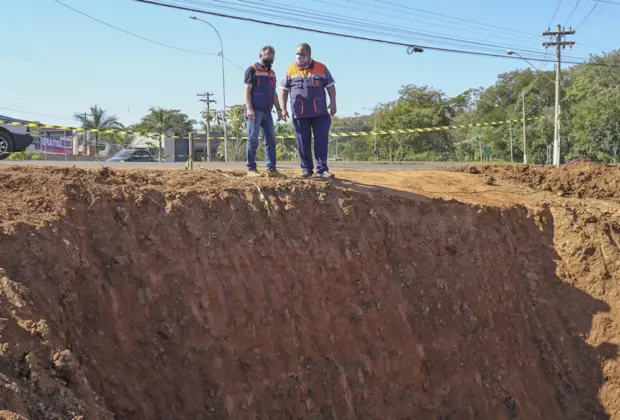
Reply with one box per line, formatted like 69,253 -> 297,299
36,134 -> 73,154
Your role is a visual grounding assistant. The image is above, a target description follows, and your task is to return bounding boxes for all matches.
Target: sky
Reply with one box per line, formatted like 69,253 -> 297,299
1,0 -> 617,128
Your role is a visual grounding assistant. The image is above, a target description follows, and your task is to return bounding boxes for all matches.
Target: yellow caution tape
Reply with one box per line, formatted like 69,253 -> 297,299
0,116 -> 549,140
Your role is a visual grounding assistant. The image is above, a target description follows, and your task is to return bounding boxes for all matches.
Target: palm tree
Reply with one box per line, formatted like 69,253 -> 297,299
74,105 -> 124,155
135,107 -> 196,162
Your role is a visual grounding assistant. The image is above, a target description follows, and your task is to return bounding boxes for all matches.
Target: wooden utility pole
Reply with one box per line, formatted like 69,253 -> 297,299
543,24 -> 575,167
197,92 -> 216,162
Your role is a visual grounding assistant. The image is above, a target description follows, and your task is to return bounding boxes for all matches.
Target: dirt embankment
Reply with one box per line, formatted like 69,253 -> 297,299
0,166 -> 618,419
456,163 -> 620,200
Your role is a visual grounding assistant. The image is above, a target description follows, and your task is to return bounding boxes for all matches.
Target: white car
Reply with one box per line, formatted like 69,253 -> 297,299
0,115 -> 35,160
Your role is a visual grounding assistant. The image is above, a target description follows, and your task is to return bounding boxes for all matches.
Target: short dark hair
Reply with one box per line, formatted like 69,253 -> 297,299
261,45 -> 275,55
296,43 -> 311,54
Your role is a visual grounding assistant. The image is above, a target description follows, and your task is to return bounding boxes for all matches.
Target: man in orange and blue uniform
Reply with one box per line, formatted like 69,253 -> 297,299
280,43 -> 337,178
244,45 -> 283,177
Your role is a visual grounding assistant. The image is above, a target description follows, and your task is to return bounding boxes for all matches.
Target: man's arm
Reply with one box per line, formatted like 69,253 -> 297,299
325,67 -> 337,116
272,88 -> 283,120
244,84 -> 253,109
279,70 -> 291,120
244,67 -> 256,120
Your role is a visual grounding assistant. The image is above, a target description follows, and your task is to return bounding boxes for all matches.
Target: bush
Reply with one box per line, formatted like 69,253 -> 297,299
7,151 -> 44,161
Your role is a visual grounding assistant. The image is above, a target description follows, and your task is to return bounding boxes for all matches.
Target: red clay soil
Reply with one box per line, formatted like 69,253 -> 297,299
455,163 -> 620,200
0,166 -> 618,419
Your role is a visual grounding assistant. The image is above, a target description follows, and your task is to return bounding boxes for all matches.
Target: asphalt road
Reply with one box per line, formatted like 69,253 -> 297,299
0,160 -> 464,170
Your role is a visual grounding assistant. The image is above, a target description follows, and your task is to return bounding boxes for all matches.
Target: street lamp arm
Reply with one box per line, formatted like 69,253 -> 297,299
190,16 -> 223,52
190,15 -> 228,162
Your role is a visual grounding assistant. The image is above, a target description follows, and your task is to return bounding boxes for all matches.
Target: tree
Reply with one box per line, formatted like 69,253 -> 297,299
375,85 -> 454,161
133,107 -> 196,161
330,113 -> 373,161
74,105 -> 124,154
216,105 -> 246,161
564,51 -> 620,162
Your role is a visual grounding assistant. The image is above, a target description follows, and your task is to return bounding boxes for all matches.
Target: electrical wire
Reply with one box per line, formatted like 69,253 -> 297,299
173,0 -> 591,61
306,0 -> 561,57
565,0 -> 582,25
548,0 -> 564,26
575,1 -> 599,29
138,0 -> 610,66
356,0 -> 605,53
0,106 -> 75,121
316,0 -> 544,46
51,0 -> 244,70
366,0 -> 543,40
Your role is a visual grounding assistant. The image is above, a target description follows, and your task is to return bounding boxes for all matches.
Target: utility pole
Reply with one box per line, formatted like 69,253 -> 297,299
543,24 -> 575,167
197,92 -> 216,162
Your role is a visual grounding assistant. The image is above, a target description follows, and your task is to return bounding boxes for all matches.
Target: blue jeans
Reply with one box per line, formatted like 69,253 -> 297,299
246,109 -> 277,172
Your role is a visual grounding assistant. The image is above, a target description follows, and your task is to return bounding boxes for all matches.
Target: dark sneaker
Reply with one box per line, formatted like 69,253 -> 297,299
267,170 -> 283,178
300,170 -> 313,178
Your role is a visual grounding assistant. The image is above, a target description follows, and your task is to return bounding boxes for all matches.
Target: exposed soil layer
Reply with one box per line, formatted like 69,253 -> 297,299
454,163 -> 620,200
0,166 -> 618,419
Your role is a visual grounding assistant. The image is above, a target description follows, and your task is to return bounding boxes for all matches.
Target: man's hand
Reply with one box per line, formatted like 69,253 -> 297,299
276,109 -> 283,121
281,109 -> 289,121
247,107 -> 256,122
329,102 -> 337,116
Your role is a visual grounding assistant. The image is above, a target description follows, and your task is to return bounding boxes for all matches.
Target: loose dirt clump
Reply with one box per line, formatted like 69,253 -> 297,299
456,163 -> 620,200
0,166 -> 618,419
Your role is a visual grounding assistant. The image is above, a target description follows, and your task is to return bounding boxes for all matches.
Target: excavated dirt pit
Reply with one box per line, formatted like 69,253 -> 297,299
0,165 -> 619,419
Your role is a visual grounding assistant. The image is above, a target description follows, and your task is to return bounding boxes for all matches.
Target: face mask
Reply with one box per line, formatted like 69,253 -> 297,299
261,58 -> 273,68
296,55 -> 309,67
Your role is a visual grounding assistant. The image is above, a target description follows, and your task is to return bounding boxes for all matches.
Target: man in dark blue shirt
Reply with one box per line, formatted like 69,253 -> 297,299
244,45 -> 283,177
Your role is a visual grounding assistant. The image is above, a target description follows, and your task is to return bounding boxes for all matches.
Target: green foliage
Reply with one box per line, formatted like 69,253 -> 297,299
133,107 -> 196,135
75,50 -> 620,163
144,141 -> 159,156
7,151 -> 44,161
74,105 -> 125,145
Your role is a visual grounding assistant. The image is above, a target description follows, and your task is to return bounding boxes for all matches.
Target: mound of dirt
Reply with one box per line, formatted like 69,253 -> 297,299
456,163 -> 620,200
0,166 -> 618,419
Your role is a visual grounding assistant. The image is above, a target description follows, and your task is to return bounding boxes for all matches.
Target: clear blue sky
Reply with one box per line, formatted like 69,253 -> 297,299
2,0 -> 617,127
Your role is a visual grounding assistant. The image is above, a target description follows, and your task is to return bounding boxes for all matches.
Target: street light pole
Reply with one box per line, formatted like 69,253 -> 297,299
363,106 -> 378,161
495,103 -> 514,162
506,50 -> 553,164
190,16 -> 228,162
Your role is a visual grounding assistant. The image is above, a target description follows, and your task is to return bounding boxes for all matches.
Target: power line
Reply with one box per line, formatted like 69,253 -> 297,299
304,0 -> 567,57
0,106 -> 74,121
317,0 -> 544,45
549,0 -> 564,26
183,0 -> 565,58
135,0 -> 616,67
575,2 -> 600,29
367,0 -> 542,39
51,0 -> 244,70
174,0 -> 592,61
565,0 -> 582,25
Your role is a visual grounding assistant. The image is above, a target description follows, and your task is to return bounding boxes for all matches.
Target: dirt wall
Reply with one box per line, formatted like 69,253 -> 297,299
0,167 -> 617,419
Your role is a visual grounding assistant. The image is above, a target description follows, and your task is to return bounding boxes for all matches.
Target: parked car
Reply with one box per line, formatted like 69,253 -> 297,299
105,148 -> 156,162
0,115 -> 35,160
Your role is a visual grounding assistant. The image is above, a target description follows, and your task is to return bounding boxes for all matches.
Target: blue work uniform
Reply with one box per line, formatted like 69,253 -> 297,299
280,60 -> 335,174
